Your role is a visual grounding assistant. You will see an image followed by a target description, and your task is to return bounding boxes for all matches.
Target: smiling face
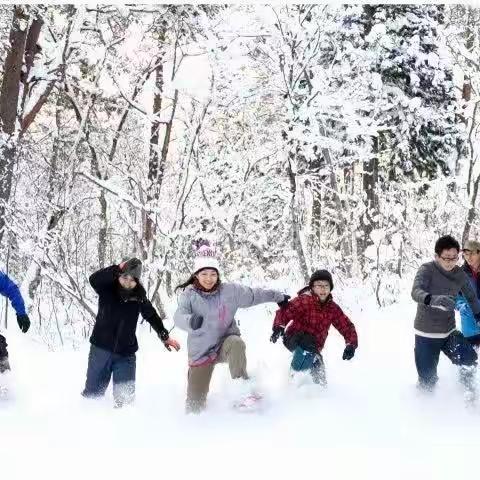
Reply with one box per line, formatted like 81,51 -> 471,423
195,268 -> 219,290
463,248 -> 480,271
311,280 -> 331,302
118,274 -> 137,290
435,247 -> 459,272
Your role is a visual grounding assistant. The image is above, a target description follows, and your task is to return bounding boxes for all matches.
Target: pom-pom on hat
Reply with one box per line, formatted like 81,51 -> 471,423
192,238 -> 220,274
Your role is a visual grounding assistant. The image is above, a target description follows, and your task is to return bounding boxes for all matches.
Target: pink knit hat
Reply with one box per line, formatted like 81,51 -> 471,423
192,239 -> 220,274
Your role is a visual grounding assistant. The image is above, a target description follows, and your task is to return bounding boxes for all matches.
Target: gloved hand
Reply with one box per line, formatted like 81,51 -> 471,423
17,314 -> 30,333
158,329 -> 169,342
342,344 -> 356,361
474,312 -> 480,327
277,295 -> 291,309
163,337 -> 181,352
429,295 -> 456,312
270,326 -> 284,343
190,314 -> 204,330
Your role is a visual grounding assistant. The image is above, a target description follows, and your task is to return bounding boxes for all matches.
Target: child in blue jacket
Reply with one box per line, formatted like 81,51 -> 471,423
456,240 -> 480,346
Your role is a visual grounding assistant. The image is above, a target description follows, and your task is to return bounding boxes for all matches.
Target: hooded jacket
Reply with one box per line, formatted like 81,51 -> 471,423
89,265 -> 168,356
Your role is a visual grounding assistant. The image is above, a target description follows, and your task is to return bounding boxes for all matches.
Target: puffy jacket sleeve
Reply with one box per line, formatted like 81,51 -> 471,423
459,274 -> 480,315
456,292 -> 475,330
140,300 -> 169,340
174,291 -> 194,332
411,264 -> 431,304
273,296 -> 308,328
232,283 -> 284,309
89,265 -> 120,294
331,304 -> 358,347
0,272 -> 26,316
456,293 -> 468,311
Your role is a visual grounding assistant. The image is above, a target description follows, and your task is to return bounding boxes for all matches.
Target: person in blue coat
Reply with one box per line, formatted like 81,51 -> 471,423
456,240 -> 480,347
0,271 -> 30,374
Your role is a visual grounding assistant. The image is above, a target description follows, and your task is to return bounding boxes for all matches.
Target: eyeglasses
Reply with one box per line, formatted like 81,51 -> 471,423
439,256 -> 459,263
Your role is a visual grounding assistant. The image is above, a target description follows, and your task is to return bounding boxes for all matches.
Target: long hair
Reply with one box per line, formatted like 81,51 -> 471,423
175,274 -> 196,293
175,270 -> 221,293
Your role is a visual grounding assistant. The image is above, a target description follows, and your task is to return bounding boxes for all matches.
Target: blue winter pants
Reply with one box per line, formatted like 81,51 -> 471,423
82,344 -> 136,406
283,331 -> 326,385
415,331 -> 477,389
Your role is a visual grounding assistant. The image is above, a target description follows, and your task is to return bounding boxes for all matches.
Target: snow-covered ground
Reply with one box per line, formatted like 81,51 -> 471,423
1,287 -> 479,479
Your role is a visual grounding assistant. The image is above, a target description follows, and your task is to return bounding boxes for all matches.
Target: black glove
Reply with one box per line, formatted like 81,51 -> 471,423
342,344 -> 356,361
474,312 -> 480,327
277,295 -> 291,309
17,314 -> 30,333
158,328 -> 169,342
270,326 -> 284,343
429,295 -> 456,312
190,314 -> 204,330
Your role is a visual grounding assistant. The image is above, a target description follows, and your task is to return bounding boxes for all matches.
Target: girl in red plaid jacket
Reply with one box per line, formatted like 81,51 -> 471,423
270,270 -> 358,384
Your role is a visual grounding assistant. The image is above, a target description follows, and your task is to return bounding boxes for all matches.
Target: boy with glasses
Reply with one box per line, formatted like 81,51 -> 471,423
270,269 -> 358,385
456,240 -> 480,347
411,235 -> 480,402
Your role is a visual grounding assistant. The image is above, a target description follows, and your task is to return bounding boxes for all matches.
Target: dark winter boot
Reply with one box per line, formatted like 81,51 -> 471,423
0,356 -> 10,374
310,354 -> 327,386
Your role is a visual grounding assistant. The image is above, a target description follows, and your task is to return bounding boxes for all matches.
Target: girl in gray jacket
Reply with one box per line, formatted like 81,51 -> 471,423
174,240 -> 288,413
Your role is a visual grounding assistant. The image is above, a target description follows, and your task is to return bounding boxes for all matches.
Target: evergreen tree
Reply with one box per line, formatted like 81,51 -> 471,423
350,5 -> 464,180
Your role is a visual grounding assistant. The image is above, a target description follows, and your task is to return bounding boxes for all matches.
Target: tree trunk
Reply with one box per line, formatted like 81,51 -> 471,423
145,29 -> 166,246
318,124 -> 353,274
98,190 -> 108,268
0,6 -> 30,242
287,155 -> 309,283
19,15 -> 43,116
25,99 -> 65,304
359,150 -> 379,268
463,173 -> 480,244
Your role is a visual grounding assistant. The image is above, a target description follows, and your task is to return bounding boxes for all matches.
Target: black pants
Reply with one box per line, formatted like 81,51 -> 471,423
283,331 -> 317,353
0,334 -> 7,359
415,331 -> 477,390
466,334 -> 480,348
0,334 -> 9,373
283,331 -> 326,385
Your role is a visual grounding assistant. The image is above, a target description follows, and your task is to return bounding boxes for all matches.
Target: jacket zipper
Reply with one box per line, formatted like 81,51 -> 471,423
113,299 -> 128,354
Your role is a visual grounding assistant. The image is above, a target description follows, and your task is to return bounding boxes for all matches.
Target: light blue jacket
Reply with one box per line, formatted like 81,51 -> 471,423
455,264 -> 480,338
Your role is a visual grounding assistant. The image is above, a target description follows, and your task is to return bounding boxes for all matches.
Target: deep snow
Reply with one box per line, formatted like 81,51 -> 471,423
1,286 -> 479,479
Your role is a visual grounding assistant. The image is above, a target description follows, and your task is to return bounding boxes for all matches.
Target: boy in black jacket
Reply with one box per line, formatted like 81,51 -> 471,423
82,258 -> 180,407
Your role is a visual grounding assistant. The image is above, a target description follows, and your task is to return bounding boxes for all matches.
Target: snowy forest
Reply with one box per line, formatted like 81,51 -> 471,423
0,4 -> 479,347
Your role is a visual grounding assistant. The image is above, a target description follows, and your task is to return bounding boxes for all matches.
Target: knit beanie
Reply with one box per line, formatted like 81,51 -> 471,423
309,269 -> 333,290
121,257 -> 142,280
192,239 -> 220,274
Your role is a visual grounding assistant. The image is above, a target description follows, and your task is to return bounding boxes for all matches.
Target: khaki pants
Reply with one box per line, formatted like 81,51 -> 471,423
186,335 -> 248,413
